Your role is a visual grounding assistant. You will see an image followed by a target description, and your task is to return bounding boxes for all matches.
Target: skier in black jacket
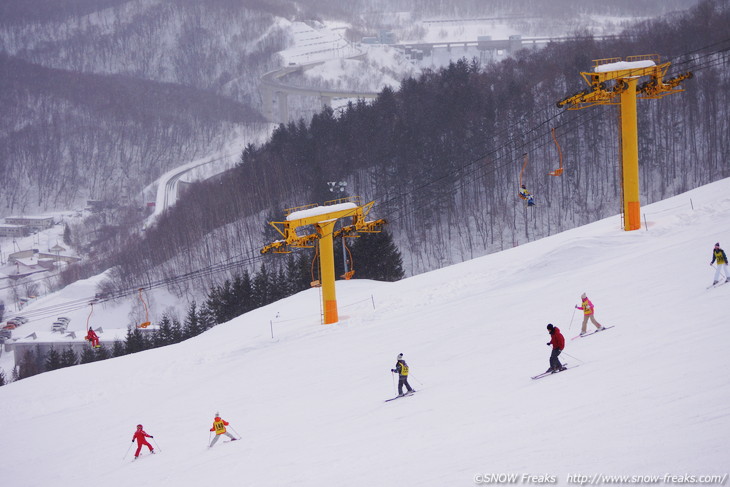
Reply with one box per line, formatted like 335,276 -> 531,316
710,242 -> 730,285
391,353 -> 415,396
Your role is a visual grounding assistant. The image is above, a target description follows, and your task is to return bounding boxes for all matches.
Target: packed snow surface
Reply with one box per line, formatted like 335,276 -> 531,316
2,179 -> 730,487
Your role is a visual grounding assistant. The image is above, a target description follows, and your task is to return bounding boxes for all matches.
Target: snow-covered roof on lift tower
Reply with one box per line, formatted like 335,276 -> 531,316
594,59 -> 656,73
286,202 -> 358,221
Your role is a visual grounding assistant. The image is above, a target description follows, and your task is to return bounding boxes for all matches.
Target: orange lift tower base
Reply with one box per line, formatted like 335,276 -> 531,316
557,55 -> 692,231
261,197 -> 386,324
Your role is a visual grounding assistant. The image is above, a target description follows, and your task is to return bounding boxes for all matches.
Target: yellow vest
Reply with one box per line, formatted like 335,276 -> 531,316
399,362 -> 409,376
213,420 -> 227,435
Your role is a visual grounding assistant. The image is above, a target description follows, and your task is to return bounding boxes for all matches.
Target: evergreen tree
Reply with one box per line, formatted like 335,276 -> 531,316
125,326 -> 147,354
182,302 -> 201,339
45,347 -> 62,371
349,231 -> 405,282
79,346 -> 96,364
251,264 -> 271,309
197,304 -> 217,331
111,340 -> 126,357
232,272 -> 253,316
153,315 -> 174,347
0,368 -> 6,386
170,317 -> 183,344
60,347 -> 78,367
94,344 -> 111,361
286,251 -> 315,293
18,347 -> 43,379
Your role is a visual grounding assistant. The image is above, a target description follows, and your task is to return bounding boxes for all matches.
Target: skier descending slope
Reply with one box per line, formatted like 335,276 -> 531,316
546,324 -> 566,374
209,413 -> 238,447
132,424 -> 155,459
391,353 -> 415,397
709,242 -> 730,285
575,293 -> 605,336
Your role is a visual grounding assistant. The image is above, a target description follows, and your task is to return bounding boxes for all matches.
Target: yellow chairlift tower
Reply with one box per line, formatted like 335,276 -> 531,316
261,197 -> 386,324
557,55 -> 692,231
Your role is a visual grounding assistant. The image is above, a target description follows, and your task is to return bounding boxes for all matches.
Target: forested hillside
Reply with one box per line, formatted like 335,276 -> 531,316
0,0 -> 290,215
87,0 -> 728,295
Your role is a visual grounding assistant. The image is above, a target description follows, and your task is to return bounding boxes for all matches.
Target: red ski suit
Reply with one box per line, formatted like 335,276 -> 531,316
132,429 -> 154,457
549,327 -> 565,350
86,329 -> 100,347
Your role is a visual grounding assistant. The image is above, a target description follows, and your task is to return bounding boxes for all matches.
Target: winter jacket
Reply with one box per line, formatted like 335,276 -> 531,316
392,360 -> 409,377
577,298 -> 595,315
711,248 -> 728,265
86,329 -> 98,341
211,417 -> 230,435
549,327 -> 565,350
133,430 -> 152,443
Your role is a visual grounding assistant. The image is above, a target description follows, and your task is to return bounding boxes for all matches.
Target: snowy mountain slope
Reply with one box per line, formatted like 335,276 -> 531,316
2,179 -> 730,487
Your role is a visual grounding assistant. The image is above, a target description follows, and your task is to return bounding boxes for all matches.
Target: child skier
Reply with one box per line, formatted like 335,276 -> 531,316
85,328 -> 100,348
576,293 -> 605,336
209,413 -> 238,447
546,324 -> 566,373
710,242 -> 730,285
391,353 -> 415,396
131,424 -> 154,458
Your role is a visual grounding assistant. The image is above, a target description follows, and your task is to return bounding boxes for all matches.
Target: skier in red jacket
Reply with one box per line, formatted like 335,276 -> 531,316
546,324 -> 566,373
209,413 -> 238,447
132,424 -> 155,458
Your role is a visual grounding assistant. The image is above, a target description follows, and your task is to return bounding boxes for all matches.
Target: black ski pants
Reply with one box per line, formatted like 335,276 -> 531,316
398,375 -> 414,395
549,349 -> 563,370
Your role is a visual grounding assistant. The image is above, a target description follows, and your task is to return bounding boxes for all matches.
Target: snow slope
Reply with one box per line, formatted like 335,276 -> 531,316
2,179 -> 730,487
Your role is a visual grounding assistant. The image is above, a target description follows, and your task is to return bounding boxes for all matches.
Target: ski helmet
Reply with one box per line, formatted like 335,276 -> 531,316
215,412 -> 220,417
547,324 -> 554,331
581,293 -> 587,299
137,424 -> 143,429
397,353 -> 403,361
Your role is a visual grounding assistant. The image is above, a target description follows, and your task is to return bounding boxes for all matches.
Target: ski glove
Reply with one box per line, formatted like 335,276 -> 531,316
391,369 -> 396,373
150,436 -> 154,438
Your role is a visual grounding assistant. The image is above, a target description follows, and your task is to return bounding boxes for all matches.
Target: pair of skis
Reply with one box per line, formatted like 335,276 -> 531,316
571,325 -> 615,340
385,390 -> 417,402
707,280 -> 728,289
530,364 -> 579,380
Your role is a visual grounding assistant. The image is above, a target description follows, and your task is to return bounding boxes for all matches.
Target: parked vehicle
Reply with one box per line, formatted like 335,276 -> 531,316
56,317 -> 70,324
0,329 -> 11,339
2,323 -> 17,330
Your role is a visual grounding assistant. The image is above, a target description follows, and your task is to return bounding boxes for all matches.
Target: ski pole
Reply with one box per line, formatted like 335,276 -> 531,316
151,438 -> 162,453
208,431 -> 212,446
568,307 -> 577,332
561,351 -> 584,364
409,374 -> 424,386
391,371 -> 397,394
122,442 -> 133,460
229,426 -> 242,440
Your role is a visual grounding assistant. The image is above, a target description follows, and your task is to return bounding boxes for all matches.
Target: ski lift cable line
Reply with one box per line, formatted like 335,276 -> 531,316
377,42 -> 728,224
16,43 -> 726,312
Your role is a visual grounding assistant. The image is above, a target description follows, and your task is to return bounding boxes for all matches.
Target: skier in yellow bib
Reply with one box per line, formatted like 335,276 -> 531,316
209,413 -> 238,447
710,242 -> 730,285
391,353 -> 415,396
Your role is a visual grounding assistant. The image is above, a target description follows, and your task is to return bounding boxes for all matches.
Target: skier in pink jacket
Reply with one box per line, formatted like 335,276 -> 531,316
576,293 -> 605,336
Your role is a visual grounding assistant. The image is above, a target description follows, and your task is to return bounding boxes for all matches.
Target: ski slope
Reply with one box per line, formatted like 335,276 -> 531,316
2,179 -> 730,487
